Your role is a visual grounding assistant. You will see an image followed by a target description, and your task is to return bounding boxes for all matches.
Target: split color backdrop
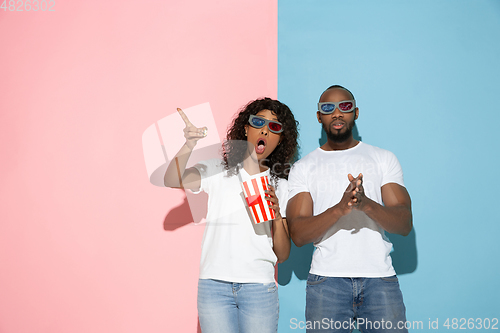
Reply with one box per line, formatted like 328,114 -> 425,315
1,1 -> 499,333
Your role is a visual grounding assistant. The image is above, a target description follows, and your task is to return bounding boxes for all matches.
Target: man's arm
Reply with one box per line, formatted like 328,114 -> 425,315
352,175 -> 412,236
286,179 -> 358,247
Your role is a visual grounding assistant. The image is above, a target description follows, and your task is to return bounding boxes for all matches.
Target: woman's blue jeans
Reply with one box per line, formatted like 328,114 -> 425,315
197,279 -> 279,333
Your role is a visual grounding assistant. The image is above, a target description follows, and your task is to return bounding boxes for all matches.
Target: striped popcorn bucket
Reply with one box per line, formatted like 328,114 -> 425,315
240,175 -> 275,224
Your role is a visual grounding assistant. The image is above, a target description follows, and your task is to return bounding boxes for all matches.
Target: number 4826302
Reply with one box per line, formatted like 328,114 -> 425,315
443,318 -> 498,330
1,0 -> 55,11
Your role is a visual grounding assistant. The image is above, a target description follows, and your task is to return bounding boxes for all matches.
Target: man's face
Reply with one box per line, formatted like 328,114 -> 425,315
317,88 -> 359,143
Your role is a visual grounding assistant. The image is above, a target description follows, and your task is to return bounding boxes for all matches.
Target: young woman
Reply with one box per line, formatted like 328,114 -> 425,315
164,98 -> 299,333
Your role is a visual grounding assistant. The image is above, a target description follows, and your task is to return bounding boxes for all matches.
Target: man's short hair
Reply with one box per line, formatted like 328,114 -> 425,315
321,85 -> 356,101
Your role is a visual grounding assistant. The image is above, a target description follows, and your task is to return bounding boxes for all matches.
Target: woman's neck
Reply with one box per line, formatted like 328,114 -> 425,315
242,153 -> 268,175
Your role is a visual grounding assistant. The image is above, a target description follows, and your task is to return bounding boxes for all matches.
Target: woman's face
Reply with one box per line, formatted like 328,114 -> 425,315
244,109 -> 282,162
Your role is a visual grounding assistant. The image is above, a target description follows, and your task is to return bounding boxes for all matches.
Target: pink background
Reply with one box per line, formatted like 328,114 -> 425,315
0,1 -> 277,332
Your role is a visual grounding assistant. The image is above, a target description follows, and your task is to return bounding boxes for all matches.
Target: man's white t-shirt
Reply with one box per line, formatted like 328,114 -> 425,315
288,142 -> 404,277
193,159 -> 288,283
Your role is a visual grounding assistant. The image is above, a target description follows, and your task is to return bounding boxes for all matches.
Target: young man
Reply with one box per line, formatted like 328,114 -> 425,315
287,85 -> 412,333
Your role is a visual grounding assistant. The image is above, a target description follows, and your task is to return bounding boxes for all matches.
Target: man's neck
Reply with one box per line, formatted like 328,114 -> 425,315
321,137 -> 359,151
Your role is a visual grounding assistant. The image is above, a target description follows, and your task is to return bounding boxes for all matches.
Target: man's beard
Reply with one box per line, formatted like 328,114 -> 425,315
323,119 -> 355,143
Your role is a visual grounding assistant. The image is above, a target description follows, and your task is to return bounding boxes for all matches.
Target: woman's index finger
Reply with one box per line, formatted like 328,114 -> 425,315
177,108 -> 193,126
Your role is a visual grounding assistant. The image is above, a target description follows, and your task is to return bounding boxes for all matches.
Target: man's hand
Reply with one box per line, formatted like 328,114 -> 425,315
346,172 -> 413,236
338,177 -> 355,215
348,173 -> 366,210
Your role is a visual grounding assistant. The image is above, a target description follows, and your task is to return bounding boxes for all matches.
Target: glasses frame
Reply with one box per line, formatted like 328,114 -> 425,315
317,100 -> 356,114
248,115 -> 283,134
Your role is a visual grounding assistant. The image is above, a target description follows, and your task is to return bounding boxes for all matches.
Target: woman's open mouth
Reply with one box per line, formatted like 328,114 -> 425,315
255,138 -> 266,154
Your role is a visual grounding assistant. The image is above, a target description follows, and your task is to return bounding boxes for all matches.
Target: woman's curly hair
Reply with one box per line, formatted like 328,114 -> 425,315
221,97 -> 299,182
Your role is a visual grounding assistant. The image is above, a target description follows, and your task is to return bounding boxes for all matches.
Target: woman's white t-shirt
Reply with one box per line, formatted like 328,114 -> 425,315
193,159 -> 288,283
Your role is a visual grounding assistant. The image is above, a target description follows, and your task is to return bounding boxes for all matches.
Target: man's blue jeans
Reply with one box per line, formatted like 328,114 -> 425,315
197,279 -> 279,333
306,274 -> 408,333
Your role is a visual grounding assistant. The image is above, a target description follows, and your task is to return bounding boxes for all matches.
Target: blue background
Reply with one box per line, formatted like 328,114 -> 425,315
277,0 -> 500,331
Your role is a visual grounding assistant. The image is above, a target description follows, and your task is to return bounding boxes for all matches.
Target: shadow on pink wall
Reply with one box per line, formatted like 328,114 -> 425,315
163,193 -> 207,231
162,192 -> 205,333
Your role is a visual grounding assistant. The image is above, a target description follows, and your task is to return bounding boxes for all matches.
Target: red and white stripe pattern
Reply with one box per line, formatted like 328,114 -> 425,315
241,175 -> 275,224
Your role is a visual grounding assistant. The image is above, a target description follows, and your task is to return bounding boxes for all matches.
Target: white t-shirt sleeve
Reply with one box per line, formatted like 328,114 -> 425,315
288,161 -> 309,200
275,179 -> 289,218
191,158 -> 221,194
381,151 -> 405,187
